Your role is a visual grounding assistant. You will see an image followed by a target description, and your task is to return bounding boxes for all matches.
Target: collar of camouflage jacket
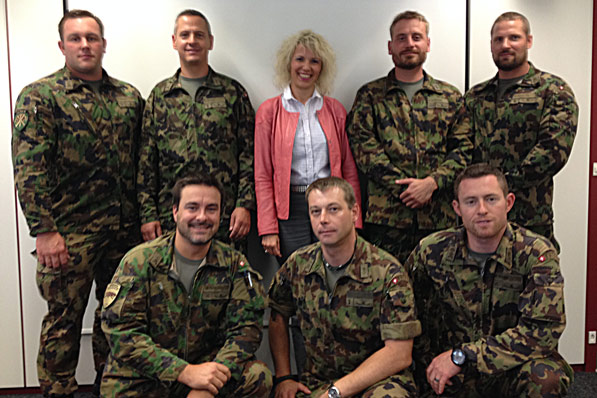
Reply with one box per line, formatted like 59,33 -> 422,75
383,69 -> 444,96
476,62 -> 540,93
60,66 -> 121,92
305,235 -> 373,283
163,66 -> 225,95
444,223 -> 515,270
145,231 -> 229,276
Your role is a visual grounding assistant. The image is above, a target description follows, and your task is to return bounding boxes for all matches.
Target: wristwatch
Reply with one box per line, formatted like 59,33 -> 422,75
328,385 -> 341,398
451,347 -> 466,366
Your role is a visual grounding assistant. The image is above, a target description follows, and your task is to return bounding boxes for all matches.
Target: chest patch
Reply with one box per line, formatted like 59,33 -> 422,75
203,98 -> 227,109
427,97 -> 449,109
346,291 -> 374,307
202,283 -> 230,300
494,273 -> 524,290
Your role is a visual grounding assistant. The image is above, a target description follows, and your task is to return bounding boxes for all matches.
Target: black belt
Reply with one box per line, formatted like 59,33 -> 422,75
290,185 -> 308,193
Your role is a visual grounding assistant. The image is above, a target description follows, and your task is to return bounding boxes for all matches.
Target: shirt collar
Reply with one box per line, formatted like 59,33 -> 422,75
282,85 -> 323,103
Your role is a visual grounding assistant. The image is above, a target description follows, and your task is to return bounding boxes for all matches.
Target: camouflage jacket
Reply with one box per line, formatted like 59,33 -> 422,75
408,223 -> 566,375
12,67 -> 143,235
346,70 -> 472,230
269,235 -> 421,383
465,63 -> 578,227
101,232 -> 266,387
138,68 -> 255,238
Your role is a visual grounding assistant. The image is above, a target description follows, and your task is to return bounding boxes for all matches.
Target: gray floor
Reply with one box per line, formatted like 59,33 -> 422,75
1,372 -> 595,397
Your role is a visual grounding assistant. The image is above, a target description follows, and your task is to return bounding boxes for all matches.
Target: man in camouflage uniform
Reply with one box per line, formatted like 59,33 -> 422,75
11,10 -> 143,398
101,176 -> 271,398
465,11 -> 578,251
408,163 -> 572,398
346,10 -> 472,264
269,177 -> 420,398
138,9 -> 255,247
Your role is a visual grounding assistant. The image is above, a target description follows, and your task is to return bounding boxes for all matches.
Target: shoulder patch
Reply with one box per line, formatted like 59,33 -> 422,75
13,110 -> 29,131
103,282 -> 121,308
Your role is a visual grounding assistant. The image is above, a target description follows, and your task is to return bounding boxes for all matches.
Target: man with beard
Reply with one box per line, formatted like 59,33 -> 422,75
465,12 -> 578,251
347,10 -> 472,264
408,163 -> 572,397
101,176 -> 272,398
138,9 -> 255,251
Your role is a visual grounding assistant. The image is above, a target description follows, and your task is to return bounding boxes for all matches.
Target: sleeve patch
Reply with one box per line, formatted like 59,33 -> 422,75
13,110 -> 29,131
103,283 -> 121,308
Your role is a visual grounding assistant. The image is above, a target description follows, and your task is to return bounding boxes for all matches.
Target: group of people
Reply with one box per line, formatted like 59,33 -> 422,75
11,6 -> 577,398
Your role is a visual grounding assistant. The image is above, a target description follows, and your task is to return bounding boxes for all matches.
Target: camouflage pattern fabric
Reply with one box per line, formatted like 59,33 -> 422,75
465,63 -> 578,242
346,70 -> 472,231
101,232 -> 271,397
12,67 -> 143,397
269,235 -> 421,393
37,231 -> 139,397
137,68 -> 255,242
407,223 -> 572,397
101,360 -> 271,398
12,67 -> 143,235
362,222 -> 435,265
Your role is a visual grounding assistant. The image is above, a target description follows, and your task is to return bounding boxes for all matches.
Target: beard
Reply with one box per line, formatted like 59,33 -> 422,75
493,50 -> 527,72
393,51 -> 427,70
177,220 -> 216,246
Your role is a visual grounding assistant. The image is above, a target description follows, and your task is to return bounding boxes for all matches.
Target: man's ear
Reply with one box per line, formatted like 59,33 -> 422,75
505,192 -> 515,213
452,199 -> 461,217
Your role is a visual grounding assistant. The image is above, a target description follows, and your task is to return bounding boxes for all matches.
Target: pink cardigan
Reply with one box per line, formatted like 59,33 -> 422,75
255,95 -> 362,236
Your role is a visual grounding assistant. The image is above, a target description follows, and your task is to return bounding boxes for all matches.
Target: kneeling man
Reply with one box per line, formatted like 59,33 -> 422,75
269,177 -> 420,398
408,163 -> 572,397
101,176 -> 272,397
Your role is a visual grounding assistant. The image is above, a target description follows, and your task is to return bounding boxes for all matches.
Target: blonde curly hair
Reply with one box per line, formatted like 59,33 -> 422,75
274,30 -> 337,95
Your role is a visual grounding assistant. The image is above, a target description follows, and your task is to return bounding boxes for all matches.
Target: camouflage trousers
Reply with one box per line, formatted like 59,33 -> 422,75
362,222 -> 435,265
101,359 -> 272,397
298,368 -> 417,398
418,355 -> 572,398
36,230 -> 139,397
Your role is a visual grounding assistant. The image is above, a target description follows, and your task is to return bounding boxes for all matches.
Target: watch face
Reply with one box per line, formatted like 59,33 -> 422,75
328,386 -> 340,398
452,348 -> 466,366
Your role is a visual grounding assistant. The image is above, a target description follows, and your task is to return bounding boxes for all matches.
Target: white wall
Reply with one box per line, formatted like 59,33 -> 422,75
3,0 -> 591,388
0,0 -> 25,387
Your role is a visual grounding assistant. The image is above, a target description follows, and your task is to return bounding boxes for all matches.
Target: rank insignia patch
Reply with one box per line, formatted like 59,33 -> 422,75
103,282 -> 121,308
14,110 -> 28,131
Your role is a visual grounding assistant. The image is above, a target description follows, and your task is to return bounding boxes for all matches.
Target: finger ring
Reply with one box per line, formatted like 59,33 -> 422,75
434,377 -> 440,382
264,249 -> 268,253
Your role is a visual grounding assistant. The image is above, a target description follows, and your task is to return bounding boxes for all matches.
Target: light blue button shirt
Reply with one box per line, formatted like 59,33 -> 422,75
282,86 -> 331,185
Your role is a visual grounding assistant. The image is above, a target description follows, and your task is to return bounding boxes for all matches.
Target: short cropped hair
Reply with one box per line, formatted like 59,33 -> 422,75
172,175 -> 224,209
59,9 -> 104,41
454,163 -> 509,200
174,9 -> 212,36
306,177 -> 356,209
491,11 -> 531,37
274,30 -> 337,95
390,10 -> 429,37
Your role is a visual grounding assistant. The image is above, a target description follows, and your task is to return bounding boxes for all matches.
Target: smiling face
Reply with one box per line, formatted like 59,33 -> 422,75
58,17 -> 106,80
491,19 -> 532,76
452,175 -> 515,252
308,187 -> 358,249
388,18 -> 429,71
173,184 -> 221,249
289,44 -> 322,97
172,14 -> 213,71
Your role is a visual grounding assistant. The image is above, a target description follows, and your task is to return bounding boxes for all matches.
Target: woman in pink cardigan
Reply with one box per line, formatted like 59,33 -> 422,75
255,30 -> 362,265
